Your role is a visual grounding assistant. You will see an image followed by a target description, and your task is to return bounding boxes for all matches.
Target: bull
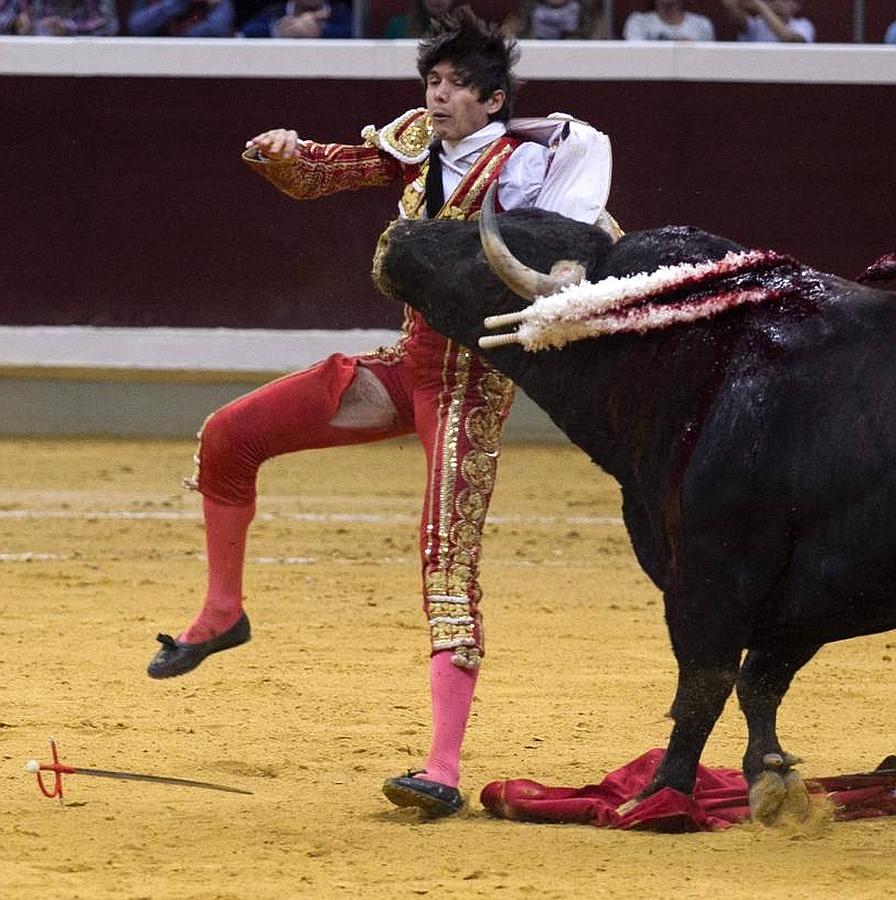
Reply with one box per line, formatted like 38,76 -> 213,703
372,190 -> 896,823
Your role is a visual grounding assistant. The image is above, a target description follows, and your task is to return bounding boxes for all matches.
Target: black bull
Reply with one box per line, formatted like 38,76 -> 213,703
374,208 -> 896,819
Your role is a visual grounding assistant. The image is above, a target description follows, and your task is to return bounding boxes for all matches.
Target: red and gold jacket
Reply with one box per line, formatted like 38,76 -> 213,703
241,108 -> 520,362
241,107 -> 518,219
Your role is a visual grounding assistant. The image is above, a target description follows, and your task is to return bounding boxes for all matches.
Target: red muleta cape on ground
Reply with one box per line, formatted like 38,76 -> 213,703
480,748 -> 896,833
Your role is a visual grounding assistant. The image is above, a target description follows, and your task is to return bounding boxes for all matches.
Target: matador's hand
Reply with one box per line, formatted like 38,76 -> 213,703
245,128 -> 302,160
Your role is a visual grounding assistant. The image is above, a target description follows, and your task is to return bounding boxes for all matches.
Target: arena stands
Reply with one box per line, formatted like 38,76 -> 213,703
89,0 -> 896,40
609,1 -> 895,43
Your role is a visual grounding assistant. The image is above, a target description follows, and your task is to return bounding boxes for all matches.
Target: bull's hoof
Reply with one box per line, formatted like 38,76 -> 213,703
749,768 -> 810,826
779,770 -> 810,821
749,770 -> 788,825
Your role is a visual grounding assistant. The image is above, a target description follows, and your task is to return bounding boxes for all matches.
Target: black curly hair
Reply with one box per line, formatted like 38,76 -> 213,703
416,5 -> 520,123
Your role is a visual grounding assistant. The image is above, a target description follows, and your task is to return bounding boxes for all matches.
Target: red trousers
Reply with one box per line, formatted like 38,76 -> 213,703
191,316 -> 515,667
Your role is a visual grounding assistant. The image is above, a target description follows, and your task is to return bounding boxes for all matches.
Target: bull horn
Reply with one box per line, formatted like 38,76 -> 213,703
479,182 -> 586,301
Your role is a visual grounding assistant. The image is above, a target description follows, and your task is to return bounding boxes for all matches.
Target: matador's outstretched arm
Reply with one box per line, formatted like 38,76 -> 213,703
241,110 -> 435,202
242,139 -> 404,201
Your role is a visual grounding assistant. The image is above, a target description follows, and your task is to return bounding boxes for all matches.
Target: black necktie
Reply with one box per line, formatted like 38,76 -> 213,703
425,140 -> 444,219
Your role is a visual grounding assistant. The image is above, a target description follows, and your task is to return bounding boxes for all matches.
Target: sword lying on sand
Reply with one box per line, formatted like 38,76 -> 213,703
26,737 -> 253,803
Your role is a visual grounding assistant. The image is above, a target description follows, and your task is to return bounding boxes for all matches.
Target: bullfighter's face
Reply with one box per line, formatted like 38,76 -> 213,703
425,61 -> 505,144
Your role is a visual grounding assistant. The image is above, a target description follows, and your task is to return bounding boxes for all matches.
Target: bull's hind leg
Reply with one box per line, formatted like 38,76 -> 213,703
737,644 -> 819,778
737,644 -> 820,824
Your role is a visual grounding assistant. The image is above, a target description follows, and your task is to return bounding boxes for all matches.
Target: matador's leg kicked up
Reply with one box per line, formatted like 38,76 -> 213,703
147,354 -> 409,679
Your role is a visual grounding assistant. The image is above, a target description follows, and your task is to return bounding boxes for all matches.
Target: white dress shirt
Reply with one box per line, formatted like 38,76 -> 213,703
438,121 -> 550,214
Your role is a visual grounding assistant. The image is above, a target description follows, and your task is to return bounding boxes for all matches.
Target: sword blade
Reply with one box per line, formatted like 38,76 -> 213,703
71,767 -> 253,794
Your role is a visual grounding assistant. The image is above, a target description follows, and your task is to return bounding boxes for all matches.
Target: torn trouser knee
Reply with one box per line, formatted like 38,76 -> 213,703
183,353 -> 378,505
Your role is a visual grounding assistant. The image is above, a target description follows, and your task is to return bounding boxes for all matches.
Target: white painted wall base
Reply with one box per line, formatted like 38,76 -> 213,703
0,327 -> 568,442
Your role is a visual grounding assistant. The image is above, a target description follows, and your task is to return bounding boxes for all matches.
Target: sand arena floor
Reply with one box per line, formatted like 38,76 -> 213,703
3,438 -> 896,899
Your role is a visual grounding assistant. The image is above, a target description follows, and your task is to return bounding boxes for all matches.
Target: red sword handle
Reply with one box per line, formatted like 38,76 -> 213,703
34,738 -> 74,800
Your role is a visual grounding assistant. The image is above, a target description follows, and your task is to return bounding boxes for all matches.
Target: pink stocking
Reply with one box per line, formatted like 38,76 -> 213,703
179,497 -> 255,644
421,651 -> 479,788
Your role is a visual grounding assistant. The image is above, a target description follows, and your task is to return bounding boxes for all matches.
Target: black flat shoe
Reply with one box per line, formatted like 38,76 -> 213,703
147,613 -> 251,679
382,771 -> 463,817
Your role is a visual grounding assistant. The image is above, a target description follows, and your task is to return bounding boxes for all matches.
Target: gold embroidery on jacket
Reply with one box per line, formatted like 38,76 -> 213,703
399,170 -> 427,220
362,109 -> 433,164
242,144 -> 399,202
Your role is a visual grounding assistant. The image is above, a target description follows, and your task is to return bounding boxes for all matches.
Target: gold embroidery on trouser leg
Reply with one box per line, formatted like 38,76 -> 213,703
438,346 -> 470,576
424,352 -> 515,668
428,595 -> 477,655
182,411 -> 216,491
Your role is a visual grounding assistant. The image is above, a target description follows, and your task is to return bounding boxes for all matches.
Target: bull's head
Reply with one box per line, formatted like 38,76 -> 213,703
372,198 -> 614,353
374,184 -> 760,359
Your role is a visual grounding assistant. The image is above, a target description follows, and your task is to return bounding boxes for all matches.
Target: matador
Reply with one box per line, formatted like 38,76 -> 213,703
147,6 -> 614,816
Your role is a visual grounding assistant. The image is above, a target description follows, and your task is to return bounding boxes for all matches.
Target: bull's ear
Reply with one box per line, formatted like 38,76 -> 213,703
549,260 -> 586,283
479,183 -> 584,300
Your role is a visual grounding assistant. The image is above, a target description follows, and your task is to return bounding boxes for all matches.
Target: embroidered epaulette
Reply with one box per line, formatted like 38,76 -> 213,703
361,108 -> 433,165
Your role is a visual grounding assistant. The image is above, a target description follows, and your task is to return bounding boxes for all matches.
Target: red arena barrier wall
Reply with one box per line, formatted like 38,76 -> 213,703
2,40 -> 894,331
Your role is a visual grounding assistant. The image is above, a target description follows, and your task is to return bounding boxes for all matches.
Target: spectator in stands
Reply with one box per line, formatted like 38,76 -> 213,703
234,0 -> 351,37
721,0 -> 815,42
622,0 -> 714,41
382,0 -> 458,38
885,18 -> 896,43
128,0 -> 234,35
527,0 -> 581,39
0,0 -> 24,31
2,0 -> 117,32
506,0 -> 606,39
